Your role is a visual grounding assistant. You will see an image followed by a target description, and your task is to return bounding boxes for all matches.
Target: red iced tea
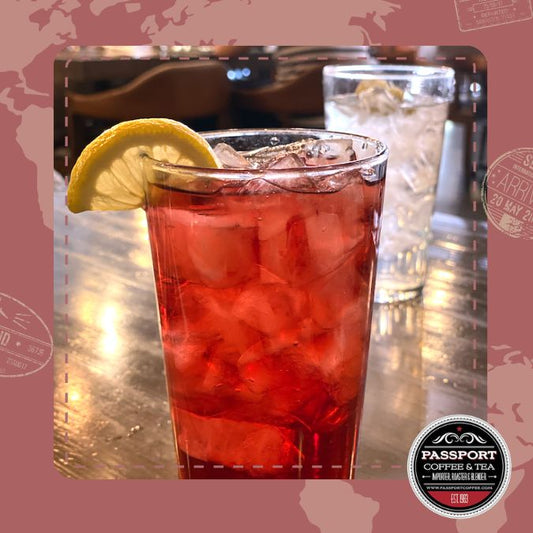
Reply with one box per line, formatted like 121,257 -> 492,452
145,133 -> 386,479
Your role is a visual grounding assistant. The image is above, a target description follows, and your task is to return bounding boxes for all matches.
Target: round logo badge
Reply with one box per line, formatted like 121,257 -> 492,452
407,415 -> 511,519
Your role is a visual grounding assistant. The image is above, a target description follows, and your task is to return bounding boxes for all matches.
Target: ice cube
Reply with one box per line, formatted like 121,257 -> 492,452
302,139 -> 356,166
173,284 -> 261,356
149,208 -> 192,284
329,304 -> 368,404
164,337 -> 244,415
256,194 -> 303,242
236,317 -> 314,369
213,142 -> 252,169
170,282 -> 229,332
259,214 -> 312,285
264,148 -> 354,193
304,211 -> 348,272
306,254 -> 362,329
259,209 -> 354,286
237,346 -> 332,428
264,317 -> 316,354
244,138 -> 314,169
217,320 -> 263,360
258,265 -> 288,284
164,337 -> 207,375
404,152 -> 439,194
233,283 -> 308,335
401,88 -> 415,104
200,356 -> 239,392
266,153 -> 306,169
237,177 -> 280,196
164,338 -> 218,403
150,206 -> 258,289
186,212 -> 258,288
175,408 -> 299,473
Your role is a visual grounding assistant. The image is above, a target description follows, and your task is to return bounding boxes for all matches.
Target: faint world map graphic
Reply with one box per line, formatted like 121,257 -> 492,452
11,2 -> 531,532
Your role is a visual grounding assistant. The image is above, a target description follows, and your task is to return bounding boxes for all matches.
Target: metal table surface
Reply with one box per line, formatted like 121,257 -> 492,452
53,187 -> 487,480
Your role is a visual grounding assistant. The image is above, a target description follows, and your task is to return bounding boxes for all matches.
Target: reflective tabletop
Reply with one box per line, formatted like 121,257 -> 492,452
53,187 -> 487,480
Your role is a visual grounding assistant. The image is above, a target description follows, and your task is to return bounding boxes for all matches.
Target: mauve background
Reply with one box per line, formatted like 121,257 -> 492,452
1,0 -> 532,532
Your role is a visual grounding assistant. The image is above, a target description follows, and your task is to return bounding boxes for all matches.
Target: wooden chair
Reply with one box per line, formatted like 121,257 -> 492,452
66,61 -> 231,166
232,65 -> 326,128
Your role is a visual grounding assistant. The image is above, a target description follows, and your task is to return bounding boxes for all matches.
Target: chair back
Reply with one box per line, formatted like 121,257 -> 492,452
234,65 -> 324,117
68,61 -> 231,120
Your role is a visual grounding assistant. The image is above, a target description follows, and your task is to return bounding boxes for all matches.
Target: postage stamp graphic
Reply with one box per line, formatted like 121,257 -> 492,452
0,293 -> 52,377
455,0 -> 532,32
482,148 -> 533,240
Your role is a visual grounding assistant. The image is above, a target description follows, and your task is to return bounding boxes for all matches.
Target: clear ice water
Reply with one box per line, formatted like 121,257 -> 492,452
325,92 -> 450,302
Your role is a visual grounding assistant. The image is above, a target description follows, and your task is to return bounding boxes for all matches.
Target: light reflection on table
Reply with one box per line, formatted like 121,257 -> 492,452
53,190 -> 486,480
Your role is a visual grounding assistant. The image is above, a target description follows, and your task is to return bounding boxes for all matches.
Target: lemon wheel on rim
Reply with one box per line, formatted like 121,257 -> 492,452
67,118 -> 221,213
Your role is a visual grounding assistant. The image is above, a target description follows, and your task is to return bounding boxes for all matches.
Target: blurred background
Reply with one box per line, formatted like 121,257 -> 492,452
54,45 -> 487,219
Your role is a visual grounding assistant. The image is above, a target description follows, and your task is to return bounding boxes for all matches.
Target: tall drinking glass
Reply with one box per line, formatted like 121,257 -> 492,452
323,65 -> 455,303
143,129 -> 388,479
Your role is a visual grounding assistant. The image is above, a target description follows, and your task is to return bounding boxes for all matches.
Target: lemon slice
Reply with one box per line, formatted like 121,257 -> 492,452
67,118 -> 220,213
355,79 -> 404,101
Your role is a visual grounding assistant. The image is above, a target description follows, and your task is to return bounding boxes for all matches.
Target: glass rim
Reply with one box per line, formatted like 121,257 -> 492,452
323,64 -> 456,81
144,128 -> 389,179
